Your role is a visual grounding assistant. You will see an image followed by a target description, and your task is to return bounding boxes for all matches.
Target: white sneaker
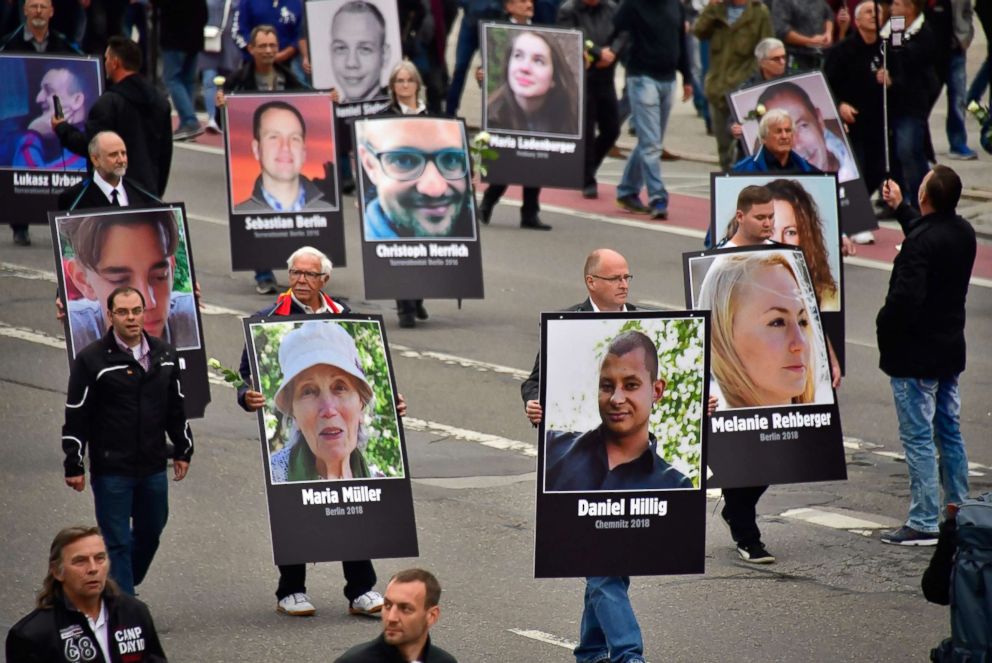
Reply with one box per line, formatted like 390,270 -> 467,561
349,590 -> 384,616
205,119 -> 221,134
851,230 -> 875,245
277,592 -> 316,616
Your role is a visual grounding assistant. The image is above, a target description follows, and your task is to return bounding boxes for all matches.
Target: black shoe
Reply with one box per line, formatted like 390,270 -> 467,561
582,184 -> 598,199
521,216 -> 552,230
341,178 -> 356,195
255,278 -> 278,295
478,202 -> 492,224
616,195 -> 650,214
173,124 -> 204,141
398,313 -> 416,328
12,228 -> 30,246
880,525 -> 939,546
415,301 -> 429,320
737,541 -> 775,564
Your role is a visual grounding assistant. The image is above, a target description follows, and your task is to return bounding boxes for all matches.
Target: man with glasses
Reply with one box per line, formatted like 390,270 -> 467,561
521,248 -> 654,663
60,285 -> 194,596
356,117 -> 474,240
234,100 -> 336,213
236,245 -> 401,618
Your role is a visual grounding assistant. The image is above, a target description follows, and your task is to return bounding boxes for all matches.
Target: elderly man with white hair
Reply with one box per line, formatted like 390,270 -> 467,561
236,245 -> 406,619
732,108 -> 820,172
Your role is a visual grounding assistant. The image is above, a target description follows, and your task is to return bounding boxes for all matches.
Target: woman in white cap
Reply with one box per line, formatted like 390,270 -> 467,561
270,320 -> 384,482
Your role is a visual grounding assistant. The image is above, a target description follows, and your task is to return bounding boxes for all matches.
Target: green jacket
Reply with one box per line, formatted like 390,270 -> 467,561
694,0 -> 773,112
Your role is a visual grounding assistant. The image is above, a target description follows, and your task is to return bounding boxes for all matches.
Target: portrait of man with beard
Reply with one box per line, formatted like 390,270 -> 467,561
356,116 -> 476,241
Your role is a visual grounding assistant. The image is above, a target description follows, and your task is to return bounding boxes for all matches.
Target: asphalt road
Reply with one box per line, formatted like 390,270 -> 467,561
1,143 -> 990,662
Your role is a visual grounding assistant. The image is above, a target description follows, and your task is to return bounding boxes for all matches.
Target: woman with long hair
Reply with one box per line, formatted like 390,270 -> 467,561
486,29 -> 580,135
697,251 -> 820,408
765,178 -> 839,311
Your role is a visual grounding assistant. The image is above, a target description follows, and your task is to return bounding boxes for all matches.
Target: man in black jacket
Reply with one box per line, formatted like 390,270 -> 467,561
0,0 -> 84,246
824,0 -> 885,197
879,0 -> 939,210
612,0 -> 693,219
61,286 -> 194,595
153,0 -> 208,141
334,568 -> 457,663
53,36 -> 173,199
557,0 -> 623,198
876,165 -> 976,546
5,525 -> 168,662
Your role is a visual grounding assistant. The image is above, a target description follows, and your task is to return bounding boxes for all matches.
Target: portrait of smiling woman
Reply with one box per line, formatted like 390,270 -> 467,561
696,251 -> 831,409
260,319 -> 403,483
485,27 -> 581,137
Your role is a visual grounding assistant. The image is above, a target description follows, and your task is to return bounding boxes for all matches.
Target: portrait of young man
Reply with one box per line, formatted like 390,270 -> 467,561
56,207 -> 200,355
544,330 -> 695,492
356,116 -> 477,241
231,99 -> 338,214
2,56 -> 98,170
306,0 -> 400,102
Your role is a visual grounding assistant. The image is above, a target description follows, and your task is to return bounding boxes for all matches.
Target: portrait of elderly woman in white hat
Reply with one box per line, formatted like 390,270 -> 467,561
269,320 -> 396,483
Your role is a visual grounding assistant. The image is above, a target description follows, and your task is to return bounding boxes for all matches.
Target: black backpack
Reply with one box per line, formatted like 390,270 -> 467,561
931,493 -> 992,662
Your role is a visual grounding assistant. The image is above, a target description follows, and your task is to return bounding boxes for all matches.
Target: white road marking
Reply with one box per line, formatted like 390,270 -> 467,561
174,141 -> 224,156
414,473 -> 535,489
508,629 -> 577,651
404,417 -> 537,457
187,212 -> 228,226
0,261 -> 58,282
392,346 -> 529,380
779,507 -> 901,530
200,302 -> 249,316
0,321 -> 64,349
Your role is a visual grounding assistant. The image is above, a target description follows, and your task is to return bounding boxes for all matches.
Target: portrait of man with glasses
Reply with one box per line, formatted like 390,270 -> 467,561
54,207 -> 201,357
233,100 -> 337,214
356,116 -> 477,241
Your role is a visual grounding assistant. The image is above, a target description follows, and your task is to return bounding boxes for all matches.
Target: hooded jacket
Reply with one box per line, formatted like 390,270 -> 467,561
55,74 -> 173,197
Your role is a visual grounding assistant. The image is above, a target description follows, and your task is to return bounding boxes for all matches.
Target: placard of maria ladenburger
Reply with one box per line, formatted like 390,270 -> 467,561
683,245 -> 846,489
480,22 -> 586,189
243,313 -> 417,565
535,311 -> 709,578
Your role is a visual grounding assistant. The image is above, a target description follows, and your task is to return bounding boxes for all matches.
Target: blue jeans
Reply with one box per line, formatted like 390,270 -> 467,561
575,577 -> 644,663
445,15 -> 481,115
162,50 -> 199,128
91,471 -> 169,595
891,115 -> 928,210
945,50 -> 971,152
969,58 -> 990,104
616,75 -> 674,207
202,67 -> 218,122
890,376 -> 969,533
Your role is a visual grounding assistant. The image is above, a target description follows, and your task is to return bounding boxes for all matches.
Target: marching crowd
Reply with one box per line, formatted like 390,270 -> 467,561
0,0 -> 986,661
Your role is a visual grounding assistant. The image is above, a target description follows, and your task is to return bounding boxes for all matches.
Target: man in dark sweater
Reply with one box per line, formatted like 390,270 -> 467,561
612,0 -> 693,220
334,569 -> 457,663
53,36 -> 173,199
876,165 -> 976,546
